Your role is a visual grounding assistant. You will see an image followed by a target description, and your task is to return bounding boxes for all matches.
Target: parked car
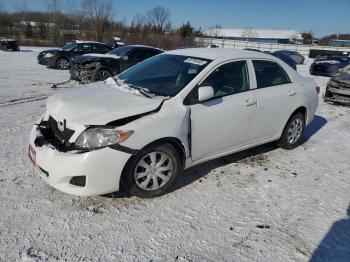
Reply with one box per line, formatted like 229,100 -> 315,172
268,52 -> 297,70
0,38 -> 20,51
69,45 -> 163,83
274,50 -> 305,64
310,56 -> 350,77
324,65 -> 350,105
244,49 -> 297,70
37,41 -> 112,70
29,48 -> 319,198
309,49 -> 349,59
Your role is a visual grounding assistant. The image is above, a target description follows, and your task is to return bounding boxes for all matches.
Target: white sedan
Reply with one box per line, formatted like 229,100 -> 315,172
29,48 -> 319,198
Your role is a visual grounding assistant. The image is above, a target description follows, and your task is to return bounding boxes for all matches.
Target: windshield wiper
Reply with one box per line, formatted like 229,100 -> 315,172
113,76 -> 155,98
128,84 -> 154,98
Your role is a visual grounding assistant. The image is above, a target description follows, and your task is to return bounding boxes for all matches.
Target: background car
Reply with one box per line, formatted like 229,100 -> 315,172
69,45 -> 163,83
310,56 -> 350,76
274,50 -> 305,64
37,41 -> 112,70
324,65 -> 350,105
265,51 -> 297,70
0,38 -> 20,51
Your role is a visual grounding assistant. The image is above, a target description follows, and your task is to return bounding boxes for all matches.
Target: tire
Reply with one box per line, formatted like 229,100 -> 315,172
92,69 -> 111,82
121,143 -> 182,198
277,112 -> 305,150
56,57 -> 70,70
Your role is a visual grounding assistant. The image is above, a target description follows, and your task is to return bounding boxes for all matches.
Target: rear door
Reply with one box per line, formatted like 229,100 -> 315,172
251,60 -> 298,141
189,60 -> 257,161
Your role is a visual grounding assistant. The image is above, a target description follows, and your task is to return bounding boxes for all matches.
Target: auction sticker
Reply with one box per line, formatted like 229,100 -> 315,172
184,58 -> 208,66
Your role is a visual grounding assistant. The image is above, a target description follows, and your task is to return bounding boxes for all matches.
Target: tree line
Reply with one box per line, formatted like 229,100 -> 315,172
0,0 -> 203,49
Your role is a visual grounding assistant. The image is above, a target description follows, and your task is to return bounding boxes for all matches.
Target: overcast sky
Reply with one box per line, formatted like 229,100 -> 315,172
3,0 -> 350,37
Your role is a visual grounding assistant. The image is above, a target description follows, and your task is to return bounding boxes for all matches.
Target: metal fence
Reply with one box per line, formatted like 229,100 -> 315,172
195,37 -> 350,56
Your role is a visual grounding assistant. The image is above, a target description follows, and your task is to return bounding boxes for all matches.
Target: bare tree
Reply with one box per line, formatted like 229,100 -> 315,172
46,0 -> 60,45
147,6 -> 170,32
81,0 -> 113,41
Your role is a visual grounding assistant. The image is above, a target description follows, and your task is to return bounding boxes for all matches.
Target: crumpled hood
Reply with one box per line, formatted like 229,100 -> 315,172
333,72 -> 350,85
46,81 -> 164,125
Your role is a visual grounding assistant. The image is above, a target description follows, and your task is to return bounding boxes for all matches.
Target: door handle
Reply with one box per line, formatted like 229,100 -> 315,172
288,90 -> 297,96
244,98 -> 257,106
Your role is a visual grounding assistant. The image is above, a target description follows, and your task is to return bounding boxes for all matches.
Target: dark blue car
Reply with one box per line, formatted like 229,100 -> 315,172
310,56 -> 350,77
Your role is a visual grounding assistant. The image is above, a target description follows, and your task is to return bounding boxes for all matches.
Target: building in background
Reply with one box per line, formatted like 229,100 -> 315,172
204,28 -> 302,44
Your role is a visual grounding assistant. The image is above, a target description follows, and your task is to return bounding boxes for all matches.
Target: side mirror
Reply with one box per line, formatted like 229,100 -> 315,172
122,55 -> 129,61
198,86 -> 214,102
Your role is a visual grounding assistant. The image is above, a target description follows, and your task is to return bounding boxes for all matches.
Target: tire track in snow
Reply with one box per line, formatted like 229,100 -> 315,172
0,95 -> 48,107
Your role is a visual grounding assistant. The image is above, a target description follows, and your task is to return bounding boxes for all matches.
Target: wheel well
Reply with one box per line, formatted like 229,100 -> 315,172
56,57 -> 69,65
281,106 -> 307,136
119,137 -> 187,190
292,106 -> 307,120
140,137 -> 187,168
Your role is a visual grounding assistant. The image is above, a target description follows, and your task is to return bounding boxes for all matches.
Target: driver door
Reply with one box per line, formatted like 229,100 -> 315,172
189,60 -> 257,162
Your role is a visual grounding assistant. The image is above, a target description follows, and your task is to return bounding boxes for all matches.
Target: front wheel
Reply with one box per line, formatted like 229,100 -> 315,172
121,144 -> 182,198
56,57 -> 70,70
278,112 -> 305,150
92,69 -> 111,82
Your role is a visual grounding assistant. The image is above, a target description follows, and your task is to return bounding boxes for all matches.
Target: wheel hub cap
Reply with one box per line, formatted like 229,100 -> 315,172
134,151 -> 174,191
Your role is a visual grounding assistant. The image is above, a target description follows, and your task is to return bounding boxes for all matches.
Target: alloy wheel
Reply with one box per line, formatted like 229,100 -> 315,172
287,118 -> 303,144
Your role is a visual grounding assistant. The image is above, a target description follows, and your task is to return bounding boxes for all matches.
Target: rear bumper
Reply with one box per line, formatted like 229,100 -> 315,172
29,125 -> 132,196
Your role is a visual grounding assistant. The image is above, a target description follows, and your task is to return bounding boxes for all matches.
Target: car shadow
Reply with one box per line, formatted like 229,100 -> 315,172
302,115 -> 327,143
309,204 -> 350,262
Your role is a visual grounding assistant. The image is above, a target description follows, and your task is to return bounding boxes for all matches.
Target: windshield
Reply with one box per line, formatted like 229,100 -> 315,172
117,54 -> 212,97
62,42 -> 77,51
108,45 -> 133,56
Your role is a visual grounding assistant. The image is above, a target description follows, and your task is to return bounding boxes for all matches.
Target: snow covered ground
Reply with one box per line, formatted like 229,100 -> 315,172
0,47 -> 349,261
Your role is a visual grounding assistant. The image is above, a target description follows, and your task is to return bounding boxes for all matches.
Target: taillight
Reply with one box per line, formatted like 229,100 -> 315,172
316,86 -> 320,94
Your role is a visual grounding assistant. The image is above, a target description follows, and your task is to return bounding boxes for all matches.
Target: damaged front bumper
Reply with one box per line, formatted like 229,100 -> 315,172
69,62 -> 101,84
28,117 -> 132,196
324,82 -> 350,105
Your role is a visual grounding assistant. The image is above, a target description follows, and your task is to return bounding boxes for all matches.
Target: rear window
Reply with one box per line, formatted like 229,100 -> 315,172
253,60 -> 291,89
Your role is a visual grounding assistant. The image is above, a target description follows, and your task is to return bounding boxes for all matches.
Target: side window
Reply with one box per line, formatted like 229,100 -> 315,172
74,44 -> 91,52
253,60 -> 291,89
93,44 -> 110,52
199,60 -> 250,98
128,49 -> 156,60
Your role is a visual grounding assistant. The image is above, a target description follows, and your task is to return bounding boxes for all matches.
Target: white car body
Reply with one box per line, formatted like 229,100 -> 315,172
29,48 -> 319,196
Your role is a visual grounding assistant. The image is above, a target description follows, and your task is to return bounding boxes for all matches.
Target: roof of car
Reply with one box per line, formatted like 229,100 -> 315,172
166,48 -> 275,60
74,40 -> 107,45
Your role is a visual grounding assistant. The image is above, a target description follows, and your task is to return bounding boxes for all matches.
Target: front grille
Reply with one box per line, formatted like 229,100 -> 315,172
37,116 -> 76,152
47,116 -> 74,143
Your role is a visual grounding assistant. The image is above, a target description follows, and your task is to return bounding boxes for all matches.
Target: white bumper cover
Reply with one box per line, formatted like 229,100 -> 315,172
29,125 -> 132,196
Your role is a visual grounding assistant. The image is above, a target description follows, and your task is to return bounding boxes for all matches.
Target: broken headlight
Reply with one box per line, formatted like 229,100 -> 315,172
75,128 -> 133,150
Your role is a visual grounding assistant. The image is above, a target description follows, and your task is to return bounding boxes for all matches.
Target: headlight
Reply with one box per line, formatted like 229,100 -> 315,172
75,128 -> 133,150
44,53 -> 55,58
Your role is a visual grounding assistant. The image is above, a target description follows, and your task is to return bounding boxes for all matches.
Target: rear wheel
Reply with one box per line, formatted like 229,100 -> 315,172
93,69 -> 111,82
278,112 -> 305,150
56,57 -> 70,70
121,144 -> 182,198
